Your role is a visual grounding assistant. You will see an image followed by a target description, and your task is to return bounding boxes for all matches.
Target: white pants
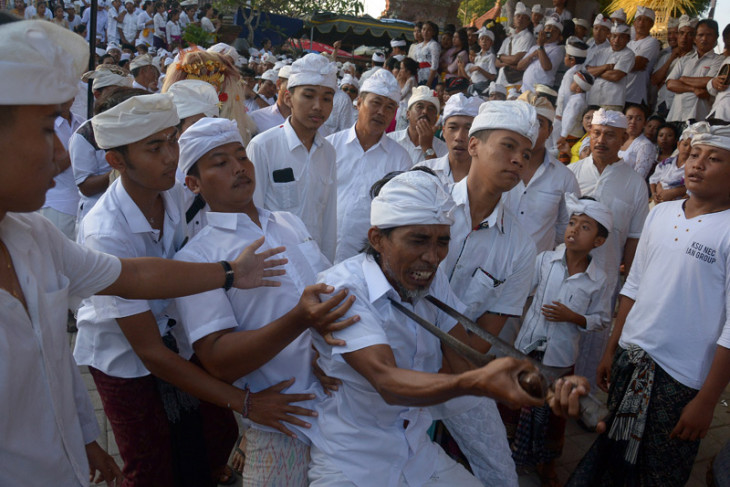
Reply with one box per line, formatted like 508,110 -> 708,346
308,441 -> 482,487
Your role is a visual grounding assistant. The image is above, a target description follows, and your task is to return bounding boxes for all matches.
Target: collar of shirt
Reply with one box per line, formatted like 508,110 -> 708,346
112,178 -> 181,235
452,177 -> 505,233
206,207 -> 272,234
344,124 -> 392,154
549,244 -> 602,282
283,117 -> 323,152
361,254 -> 400,304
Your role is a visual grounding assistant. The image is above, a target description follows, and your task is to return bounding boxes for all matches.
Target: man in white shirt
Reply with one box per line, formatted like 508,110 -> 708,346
652,16 -> 695,119
327,69 -> 413,263
570,124 -> 730,487
245,69 -> 277,113
545,0 -> 571,23
129,53 -> 158,92
309,168 -> 587,486
625,7 -> 661,105
666,19 -> 724,125
81,0 -> 107,43
320,77 -> 357,137
178,0 -> 195,29
388,85 -> 447,164
249,65 -> 290,133
106,0 -> 122,45
118,0 -> 138,48
0,19 -> 288,487
585,14 -> 612,63
248,54 -> 339,261
568,109 -> 649,385
495,1 -> 535,86
417,93 -> 482,185
517,18 -> 565,93
586,24 -> 635,109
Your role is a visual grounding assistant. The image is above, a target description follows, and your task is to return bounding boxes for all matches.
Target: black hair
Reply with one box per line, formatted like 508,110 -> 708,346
577,196 -> 609,238
647,114 -> 665,125
624,102 -> 649,118
566,38 -> 589,64
385,57 -> 399,71
697,19 -> 719,38
657,122 -> 679,141
443,24 -> 456,34
454,28 -> 469,55
424,21 -> 439,39
100,53 -> 114,63
723,23 -> 730,41
401,57 -> 418,78
469,43 -> 480,53
73,23 -> 86,35
415,21 -> 423,29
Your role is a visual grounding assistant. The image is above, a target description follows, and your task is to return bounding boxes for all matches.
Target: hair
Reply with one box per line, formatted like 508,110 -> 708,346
566,39 -> 589,64
624,103 -> 649,118
697,19 -> 719,37
169,7 -> 179,16
197,3 -> 211,20
657,122 -> 679,140
385,57 -> 400,72
647,114 -> 665,125
100,53 -> 114,63
443,23 -> 456,34
469,43 -> 480,53
424,21 -> 439,39
362,166 -> 439,258
118,58 -> 130,69
73,23 -> 86,35
470,128 -> 494,143
401,57 -> 418,78
261,37 -> 271,47
723,23 -> 730,41
415,21 -> 423,29
577,196 -> 609,238
454,28 -> 469,54
136,44 -> 149,53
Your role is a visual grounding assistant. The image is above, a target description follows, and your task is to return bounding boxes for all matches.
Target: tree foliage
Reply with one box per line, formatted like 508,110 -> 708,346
601,0 -> 711,18
458,0 -> 497,26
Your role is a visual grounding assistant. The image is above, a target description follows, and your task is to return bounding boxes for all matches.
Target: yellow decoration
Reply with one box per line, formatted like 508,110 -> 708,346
605,0 -> 699,22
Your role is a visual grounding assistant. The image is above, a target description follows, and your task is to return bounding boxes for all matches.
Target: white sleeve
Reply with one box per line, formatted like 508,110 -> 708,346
613,50 -> 635,74
582,275 -> 612,332
70,131 -> 106,185
627,185 -> 650,239
248,137 -> 267,208
719,248 -> 730,349
71,353 -> 100,444
634,142 -> 658,179
634,38 -> 660,65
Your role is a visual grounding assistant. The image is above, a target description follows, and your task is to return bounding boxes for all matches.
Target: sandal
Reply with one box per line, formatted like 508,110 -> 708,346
230,435 -> 246,475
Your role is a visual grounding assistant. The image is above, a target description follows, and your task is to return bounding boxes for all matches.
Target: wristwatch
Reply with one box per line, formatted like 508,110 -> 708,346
424,148 -> 436,157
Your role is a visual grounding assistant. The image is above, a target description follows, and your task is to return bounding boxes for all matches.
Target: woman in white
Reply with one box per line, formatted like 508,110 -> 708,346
166,9 -> 182,49
650,122 -> 709,204
415,20 -> 441,87
199,4 -> 217,34
395,57 -> 419,130
618,104 -> 657,179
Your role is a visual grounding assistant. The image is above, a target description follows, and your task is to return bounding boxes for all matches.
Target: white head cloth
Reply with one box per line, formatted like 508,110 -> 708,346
340,74 -> 359,89
680,121 -> 710,141
488,81 -> 506,95
667,17 -> 680,29
407,85 -> 440,112
95,47 -> 106,58
469,100 -> 539,147
566,40 -> 588,58
536,84 -> 558,98
278,65 -> 291,79
443,93 -> 482,121
360,68 -> 401,102
130,54 -> 155,70
207,43 -> 239,62
106,43 -> 121,53
591,108 -> 627,129
545,18 -> 563,33
518,90 -> 555,122
288,53 -> 338,90
611,24 -> 631,35
690,124 -> 730,151
259,69 -> 278,83
635,6 -> 655,21
594,14 -> 612,29
370,170 -> 455,229
678,15 -> 697,30
372,51 -> 386,63
477,27 -> 495,41
0,20 -> 88,105
565,193 -> 613,233
262,53 -> 277,65
390,39 -> 406,47
573,70 -> 594,92
532,4 -> 543,14
178,117 -> 244,175
573,18 -> 591,30
610,8 -> 626,21
534,23 -> 545,34
514,1 -> 529,17
167,79 -> 220,119
92,93 -> 180,150
91,71 -> 133,90
507,87 -> 521,100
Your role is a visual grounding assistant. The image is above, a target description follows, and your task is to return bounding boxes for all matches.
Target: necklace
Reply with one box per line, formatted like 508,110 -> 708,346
0,239 -> 25,303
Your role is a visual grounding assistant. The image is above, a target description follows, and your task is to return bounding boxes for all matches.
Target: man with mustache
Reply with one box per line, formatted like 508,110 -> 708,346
327,69 -> 413,263
388,85 -> 447,164
308,168 -> 589,486
568,109 -> 649,387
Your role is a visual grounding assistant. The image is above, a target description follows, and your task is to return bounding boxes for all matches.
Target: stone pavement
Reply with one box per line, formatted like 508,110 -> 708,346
70,328 -> 730,486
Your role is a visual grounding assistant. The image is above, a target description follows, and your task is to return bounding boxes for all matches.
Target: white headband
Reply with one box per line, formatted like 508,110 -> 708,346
573,71 -> 593,92
208,43 -> 239,62
690,125 -> 730,151
678,15 -> 697,30
0,20 -> 88,105
443,93 -> 482,121
518,90 -> 555,123
469,100 -> 539,147
566,43 -> 588,58
593,14 -> 612,29
591,108 -> 627,129
610,8 -> 626,21
390,39 -> 406,47
565,193 -> 613,233
178,117 -> 244,175
488,81 -> 506,95
477,27 -> 495,41
92,94 -> 180,149
635,6 -> 655,21
680,121 -> 710,142
340,74 -> 359,89
611,24 -> 631,35
514,1 -> 529,17
360,68 -> 401,103
167,79 -> 220,120
408,85 -> 440,112
287,53 -> 338,90
545,18 -> 563,33
573,18 -> 591,30
667,17 -> 680,29
371,170 -> 455,229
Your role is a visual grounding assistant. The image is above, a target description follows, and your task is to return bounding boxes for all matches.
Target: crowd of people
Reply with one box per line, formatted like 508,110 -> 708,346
1,0 -> 730,486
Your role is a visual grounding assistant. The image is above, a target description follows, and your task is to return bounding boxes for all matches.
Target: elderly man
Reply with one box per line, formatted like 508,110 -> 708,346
652,16 -> 695,119
666,19 -> 724,126
626,7 -> 661,106
495,1 -> 535,86
327,69 -> 413,263
130,53 -> 159,92
418,93 -> 482,185
586,24 -> 635,110
568,109 -> 649,386
568,124 -> 730,487
517,17 -> 565,93
308,168 -> 588,487
389,86 -> 447,164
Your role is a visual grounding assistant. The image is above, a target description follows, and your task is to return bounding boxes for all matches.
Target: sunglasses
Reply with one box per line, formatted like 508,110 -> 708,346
342,87 -> 358,94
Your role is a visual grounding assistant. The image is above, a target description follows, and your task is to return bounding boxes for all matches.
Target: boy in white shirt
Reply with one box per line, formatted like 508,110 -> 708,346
557,70 -> 594,163
509,194 -> 611,484
465,27 -> 496,94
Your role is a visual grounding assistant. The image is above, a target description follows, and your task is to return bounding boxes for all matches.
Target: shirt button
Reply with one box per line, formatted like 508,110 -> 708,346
520,211 -> 524,214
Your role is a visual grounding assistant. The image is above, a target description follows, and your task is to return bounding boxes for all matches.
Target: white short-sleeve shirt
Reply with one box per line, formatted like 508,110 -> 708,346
648,154 -> 685,188
0,213 -> 121,486
503,151 -> 581,253
708,56 -> 730,122
415,153 -> 455,187
74,179 -> 189,378
586,47 -> 635,107
469,51 -> 496,84
70,120 -> 111,220
666,49 -> 724,122
327,126 -> 413,263
249,118 -> 338,262
44,114 -> 83,217
320,88 -> 356,138
626,35 -> 661,104
618,134 -> 658,179
311,253 -> 464,487
248,103 -> 284,134
619,201 -> 730,389
387,128 -> 448,165
520,43 -> 565,94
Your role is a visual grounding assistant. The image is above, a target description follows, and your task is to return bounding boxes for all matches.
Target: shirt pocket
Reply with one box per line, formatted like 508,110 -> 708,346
526,190 -> 561,221
463,267 -> 505,317
608,199 -> 632,233
270,180 -> 300,210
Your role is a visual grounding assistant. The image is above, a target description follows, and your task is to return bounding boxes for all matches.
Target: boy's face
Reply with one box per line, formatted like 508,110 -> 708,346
569,80 -> 581,93
684,143 -> 730,201
478,35 -> 492,52
443,115 -> 473,164
107,126 -> 179,193
593,25 -> 609,44
469,50 -> 476,63
575,25 -> 588,39
564,54 -> 576,67
468,129 -> 533,193
285,85 -> 335,131
0,104 -> 66,214
185,142 -> 255,213
565,213 -> 605,251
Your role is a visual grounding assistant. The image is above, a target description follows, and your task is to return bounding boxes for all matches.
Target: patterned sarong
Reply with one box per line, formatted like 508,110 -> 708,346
242,428 -> 310,487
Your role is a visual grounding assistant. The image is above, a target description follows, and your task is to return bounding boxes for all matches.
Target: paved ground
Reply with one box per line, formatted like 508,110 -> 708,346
70,329 -> 730,486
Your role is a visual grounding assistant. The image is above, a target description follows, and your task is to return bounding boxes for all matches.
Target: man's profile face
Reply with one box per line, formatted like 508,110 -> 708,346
109,126 -> 179,193
356,93 -> 398,137
370,224 -> 450,301
259,79 -> 276,98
